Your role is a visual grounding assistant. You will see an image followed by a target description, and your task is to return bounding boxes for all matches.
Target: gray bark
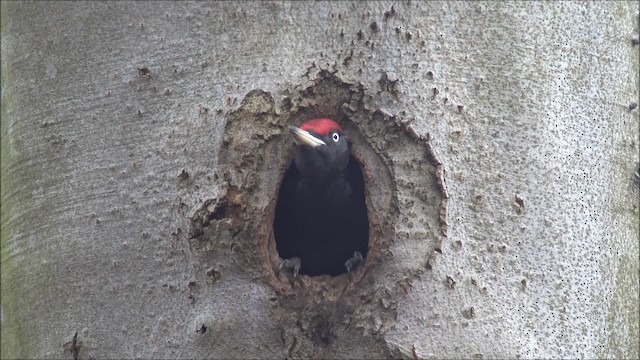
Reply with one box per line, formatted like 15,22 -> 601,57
1,1 -> 638,359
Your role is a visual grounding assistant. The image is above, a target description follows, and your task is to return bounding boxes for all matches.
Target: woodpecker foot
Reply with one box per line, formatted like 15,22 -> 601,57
279,257 -> 301,278
344,251 -> 364,277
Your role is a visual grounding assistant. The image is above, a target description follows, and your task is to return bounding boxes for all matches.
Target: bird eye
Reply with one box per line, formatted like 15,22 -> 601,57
332,133 -> 340,142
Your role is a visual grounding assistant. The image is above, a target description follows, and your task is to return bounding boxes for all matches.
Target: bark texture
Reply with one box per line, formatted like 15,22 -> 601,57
1,1 -> 638,359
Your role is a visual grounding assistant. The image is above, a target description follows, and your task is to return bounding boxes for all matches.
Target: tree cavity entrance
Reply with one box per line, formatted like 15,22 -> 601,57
274,155 -> 369,277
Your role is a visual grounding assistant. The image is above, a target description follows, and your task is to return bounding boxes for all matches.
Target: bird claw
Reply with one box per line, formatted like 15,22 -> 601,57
344,251 -> 364,276
279,257 -> 301,278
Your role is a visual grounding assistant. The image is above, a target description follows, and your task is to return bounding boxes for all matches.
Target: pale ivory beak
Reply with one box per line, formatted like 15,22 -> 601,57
289,126 -> 326,148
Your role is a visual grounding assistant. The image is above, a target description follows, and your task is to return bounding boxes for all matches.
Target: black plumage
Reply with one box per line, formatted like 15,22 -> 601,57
274,120 -> 369,276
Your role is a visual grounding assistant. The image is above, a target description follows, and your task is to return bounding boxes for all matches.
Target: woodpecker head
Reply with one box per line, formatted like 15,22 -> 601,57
289,118 -> 351,179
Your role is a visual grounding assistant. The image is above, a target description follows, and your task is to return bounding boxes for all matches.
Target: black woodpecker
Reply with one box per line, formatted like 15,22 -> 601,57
274,119 -> 368,277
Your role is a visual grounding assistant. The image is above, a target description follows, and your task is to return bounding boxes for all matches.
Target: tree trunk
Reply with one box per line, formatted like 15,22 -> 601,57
1,2 -> 638,359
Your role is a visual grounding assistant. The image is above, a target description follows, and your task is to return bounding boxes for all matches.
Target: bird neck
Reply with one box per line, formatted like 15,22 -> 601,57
300,171 -> 342,187
298,171 -> 352,205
